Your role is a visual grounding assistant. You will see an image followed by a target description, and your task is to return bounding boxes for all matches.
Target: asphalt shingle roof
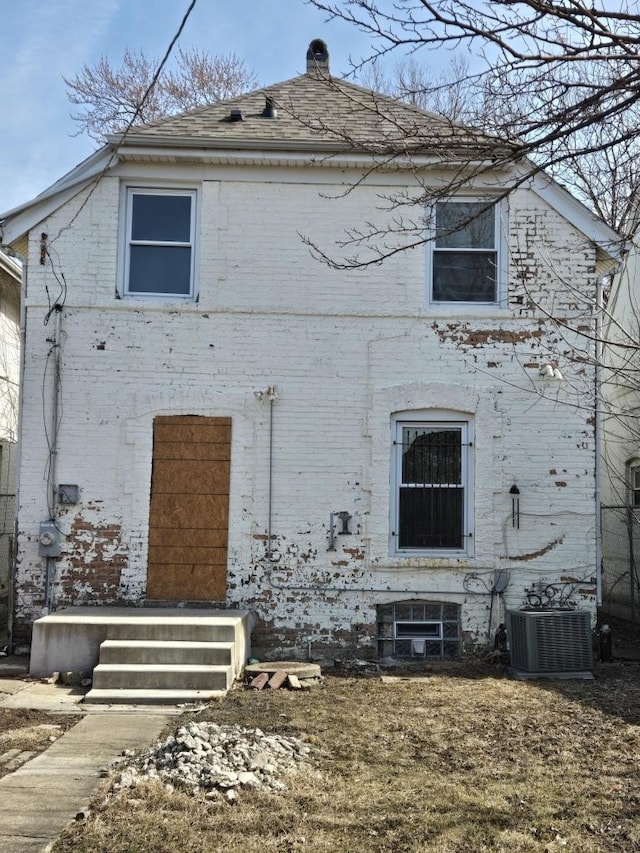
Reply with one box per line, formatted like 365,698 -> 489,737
123,70 -> 503,157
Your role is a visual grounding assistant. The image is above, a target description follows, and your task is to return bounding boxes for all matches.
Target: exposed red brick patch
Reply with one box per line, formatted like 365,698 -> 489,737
432,322 -> 544,347
56,516 -> 128,606
509,537 -> 563,562
343,547 -> 365,560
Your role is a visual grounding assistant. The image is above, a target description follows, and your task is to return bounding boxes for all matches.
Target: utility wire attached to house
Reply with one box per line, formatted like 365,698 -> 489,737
50,0 -> 199,247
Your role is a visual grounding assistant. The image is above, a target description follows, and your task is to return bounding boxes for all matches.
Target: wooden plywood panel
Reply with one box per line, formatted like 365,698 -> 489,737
152,441 -> 231,462
147,416 -> 231,602
153,421 -> 232,445
154,415 -> 231,425
148,546 -> 227,565
151,460 -> 231,494
149,494 -> 229,530
149,528 -> 228,549
152,565 -> 227,601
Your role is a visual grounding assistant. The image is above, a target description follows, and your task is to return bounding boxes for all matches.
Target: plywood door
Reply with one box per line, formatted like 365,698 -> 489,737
147,415 -> 231,601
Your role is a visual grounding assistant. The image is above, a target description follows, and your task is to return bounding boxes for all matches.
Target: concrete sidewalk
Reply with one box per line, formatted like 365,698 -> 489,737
0,663 -> 178,853
0,713 -> 173,852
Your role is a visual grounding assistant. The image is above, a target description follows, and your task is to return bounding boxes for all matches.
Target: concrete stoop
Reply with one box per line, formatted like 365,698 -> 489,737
29,607 -> 251,706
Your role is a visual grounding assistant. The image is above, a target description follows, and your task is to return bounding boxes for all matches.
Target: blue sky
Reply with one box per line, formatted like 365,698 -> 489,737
0,0 -> 386,213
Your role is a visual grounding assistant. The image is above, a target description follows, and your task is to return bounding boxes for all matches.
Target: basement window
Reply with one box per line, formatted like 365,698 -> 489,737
377,601 -> 460,659
122,188 -> 197,299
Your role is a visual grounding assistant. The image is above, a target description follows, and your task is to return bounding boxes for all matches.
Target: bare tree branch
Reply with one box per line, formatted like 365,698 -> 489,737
65,48 -> 257,141
312,0 -> 640,233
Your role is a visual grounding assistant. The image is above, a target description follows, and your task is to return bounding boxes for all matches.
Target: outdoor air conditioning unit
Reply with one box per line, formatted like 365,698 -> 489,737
506,609 -> 594,679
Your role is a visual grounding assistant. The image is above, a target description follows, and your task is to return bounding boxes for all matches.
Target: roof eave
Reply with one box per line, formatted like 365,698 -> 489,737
109,132 -> 351,153
114,131 -> 506,151
0,250 -> 21,284
0,147 -> 112,246
528,171 -> 624,260
113,134 -> 514,169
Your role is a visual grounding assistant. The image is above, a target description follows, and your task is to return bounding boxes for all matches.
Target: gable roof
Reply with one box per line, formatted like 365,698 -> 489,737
0,39 -> 623,258
119,70 -> 505,158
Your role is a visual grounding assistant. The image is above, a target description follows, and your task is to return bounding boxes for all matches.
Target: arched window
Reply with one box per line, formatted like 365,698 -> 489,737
391,412 -> 473,554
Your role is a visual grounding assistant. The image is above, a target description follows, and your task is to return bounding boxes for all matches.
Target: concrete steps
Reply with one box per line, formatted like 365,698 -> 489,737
105,623 -> 238,643
85,619 -> 244,703
91,663 -> 233,691
29,608 -> 252,705
82,688 -> 227,705
98,639 -> 235,666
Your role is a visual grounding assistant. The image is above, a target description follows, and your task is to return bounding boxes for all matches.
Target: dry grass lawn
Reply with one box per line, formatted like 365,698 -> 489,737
53,661 -> 640,853
0,709 -> 81,778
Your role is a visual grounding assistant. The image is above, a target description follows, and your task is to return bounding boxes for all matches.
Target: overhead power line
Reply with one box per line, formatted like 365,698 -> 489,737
51,0 -> 199,246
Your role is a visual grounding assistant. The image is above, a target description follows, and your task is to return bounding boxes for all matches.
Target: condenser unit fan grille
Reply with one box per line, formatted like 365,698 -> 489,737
507,610 -> 593,675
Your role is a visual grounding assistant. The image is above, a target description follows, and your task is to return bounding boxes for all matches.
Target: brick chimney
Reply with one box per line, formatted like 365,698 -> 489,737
306,39 -> 329,75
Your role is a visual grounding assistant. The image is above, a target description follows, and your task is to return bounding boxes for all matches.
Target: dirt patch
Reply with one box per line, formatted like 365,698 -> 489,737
53,660 -> 640,853
0,708 -> 81,779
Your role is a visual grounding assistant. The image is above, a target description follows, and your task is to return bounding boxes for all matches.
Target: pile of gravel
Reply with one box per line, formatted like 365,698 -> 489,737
112,721 -> 312,803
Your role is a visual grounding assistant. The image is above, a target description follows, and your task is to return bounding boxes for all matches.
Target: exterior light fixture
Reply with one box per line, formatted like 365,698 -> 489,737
509,484 -> 520,528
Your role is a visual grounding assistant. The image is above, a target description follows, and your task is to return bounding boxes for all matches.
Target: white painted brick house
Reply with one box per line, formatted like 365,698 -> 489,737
1,41 -> 621,659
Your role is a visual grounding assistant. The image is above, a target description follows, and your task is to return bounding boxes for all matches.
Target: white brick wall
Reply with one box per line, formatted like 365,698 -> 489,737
13,164 -> 600,654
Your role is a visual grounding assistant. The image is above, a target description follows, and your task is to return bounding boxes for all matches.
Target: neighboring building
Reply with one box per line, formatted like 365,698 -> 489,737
0,251 -> 20,606
0,41 -> 622,659
601,227 -> 640,624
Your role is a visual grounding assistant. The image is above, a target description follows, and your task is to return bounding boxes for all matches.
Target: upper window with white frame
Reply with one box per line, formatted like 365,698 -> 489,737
123,188 -> 196,298
391,414 -> 473,555
431,199 -> 500,303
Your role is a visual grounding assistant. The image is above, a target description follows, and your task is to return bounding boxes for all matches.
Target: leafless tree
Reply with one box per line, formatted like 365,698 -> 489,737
357,54 -> 484,120
351,36 -> 640,231
65,47 -> 258,141
310,1 -> 640,620
313,0 -> 640,236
